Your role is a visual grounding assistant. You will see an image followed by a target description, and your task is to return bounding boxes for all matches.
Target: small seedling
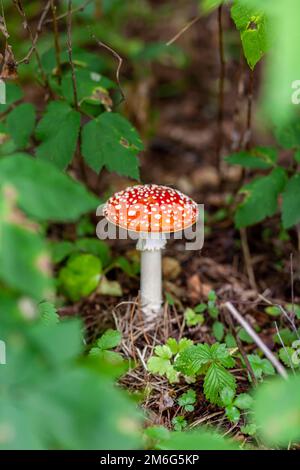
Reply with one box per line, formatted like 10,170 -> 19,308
184,308 -> 204,327
177,389 -> 196,412
220,387 -> 253,423
172,416 -> 187,431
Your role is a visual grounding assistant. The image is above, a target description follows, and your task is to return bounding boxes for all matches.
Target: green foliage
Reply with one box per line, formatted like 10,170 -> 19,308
254,374 -> 300,446
58,253 -> 102,301
35,101 -> 81,170
0,82 -> 23,113
264,305 -> 281,317
246,354 -> 275,381
220,387 -> 253,423
212,321 -> 224,341
184,307 -> 204,327
0,313 -> 141,450
0,154 -> 98,222
38,301 -> 60,325
200,0 -> 224,14
278,342 -> 300,369
147,338 -> 193,384
282,174 -> 300,228
6,103 -> 36,149
82,112 -> 143,178
225,147 -> 277,169
235,167 -> 287,228
178,389 -> 197,412
158,429 -> 239,450
89,329 -> 124,368
172,416 -> 187,431
231,0 -> 269,69
175,343 -> 236,404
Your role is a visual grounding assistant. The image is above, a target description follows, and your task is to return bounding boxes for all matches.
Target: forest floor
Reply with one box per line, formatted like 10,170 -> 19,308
56,6 -> 299,443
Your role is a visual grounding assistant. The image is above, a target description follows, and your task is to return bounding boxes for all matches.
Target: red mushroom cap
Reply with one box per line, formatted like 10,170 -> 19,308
104,184 -> 198,233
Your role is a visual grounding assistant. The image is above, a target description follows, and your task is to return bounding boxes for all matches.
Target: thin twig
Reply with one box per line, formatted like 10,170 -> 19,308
16,0 -> 51,66
166,16 -> 201,46
243,68 -> 254,150
91,33 -> 125,103
50,0 -> 62,81
44,0 -> 93,24
66,0 -> 79,109
225,301 -> 288,379
216,5 -> 225,167
240,227 -> 257,291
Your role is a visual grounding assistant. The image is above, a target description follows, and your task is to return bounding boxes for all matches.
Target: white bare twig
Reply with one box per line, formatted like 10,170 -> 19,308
225,301 -> 288,379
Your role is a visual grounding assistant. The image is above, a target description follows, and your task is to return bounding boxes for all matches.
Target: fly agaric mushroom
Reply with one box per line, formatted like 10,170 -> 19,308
104,185 -> 198,322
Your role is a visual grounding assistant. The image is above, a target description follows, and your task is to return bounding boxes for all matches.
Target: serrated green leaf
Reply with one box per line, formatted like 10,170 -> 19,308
178,338 -> 194,352
235,167 -> 287,228
166,338 -> 179,355
282,174 -> 300,228
204,363 -> 236,405
247,354 -> 275,380
147,356 -> 171,376
35,101 -> 81,170
154,345 -> 172,359
0,154 -> 98,222
225,405 -> 240,423
39,301 -> 59,325
97,329 -> 122,350
175,344 -> 212,376
81,112 -> 143,178
7,103 -> 36,149
178,389 -> 196,408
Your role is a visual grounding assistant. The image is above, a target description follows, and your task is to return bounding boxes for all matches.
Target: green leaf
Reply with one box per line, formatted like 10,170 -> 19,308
178,338 -> 194,353
81,112 -> 143,178
154,345 -> 173,359
184,308 -> 204,327
225,405 -> 240,423
220,386 -> 235,406
50,240 -> 75,263
147,356 -> 171,376
58,253 -> 102,301
97,329 -> 122,350
234,393 -> 253,410
75,238 -> 111,267
200,0 -> 224,14
204,363 -> 236,405
98,277 -> 122,296
175,344 -> 212,376
166,338 -> 179,355
178,389 -> 196,409
225,147 -> 277,169
61,69 -> 115,107
282,174 -> 300,228
254,374 -> 300,445
159,429 -> 239,450
213,321 -> 224,341
171,416 -> 187,432
247,354 -> 275,380
208,290 -> 217,301
7,103 -> 36,149
0,154 -> 98,221
235,167 -> 287,228
238,328 -> 254,344
278,347 -> 299,369
275,120 -> 300,149
225,333 -> 237,348
264,305 -> 281,317
38,301 -> 59,325
286,303 -> 300,320
240,423 -> 257,436
194,303 -> 207,313
273,327 -> 298,346
35,101 -> 81,170
231,0 -> 269,69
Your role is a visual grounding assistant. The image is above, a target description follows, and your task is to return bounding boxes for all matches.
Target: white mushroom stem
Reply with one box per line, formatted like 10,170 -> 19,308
136,233 -> 166,323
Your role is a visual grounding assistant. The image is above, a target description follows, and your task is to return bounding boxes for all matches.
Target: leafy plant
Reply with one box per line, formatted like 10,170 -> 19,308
147,338 -> 193,384
172,416 -> 187,431
246,354 -> 275,381
177,389 -> 197,412
175,343 -> 236,405
184,308 -> 204,327
220,387 -> 253,423
89,329 -> 124,366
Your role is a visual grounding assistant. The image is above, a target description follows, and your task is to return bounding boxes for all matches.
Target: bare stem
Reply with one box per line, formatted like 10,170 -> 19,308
216,5 -> 225,166
240,227 -> 257,292
50,0 -> 62,81
225,301 -> 288,379
66,0 -> 79,110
